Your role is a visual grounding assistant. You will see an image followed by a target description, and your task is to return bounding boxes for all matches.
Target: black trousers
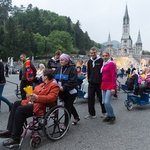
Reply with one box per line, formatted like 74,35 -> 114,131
134,84 -> 148,96
7,101 -> 33,141
88,83 -> 106,116
61,94 -> 79,120
20,80 -> 33,100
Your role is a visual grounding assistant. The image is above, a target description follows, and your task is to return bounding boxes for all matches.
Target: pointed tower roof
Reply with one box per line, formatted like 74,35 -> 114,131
107,32 -> 112,46
123,5 -> 129,25
136,30 -> 142,44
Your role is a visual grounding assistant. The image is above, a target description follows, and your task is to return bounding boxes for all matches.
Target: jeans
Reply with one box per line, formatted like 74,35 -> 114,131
102,90 -> 114,117
0,84 -> 12,107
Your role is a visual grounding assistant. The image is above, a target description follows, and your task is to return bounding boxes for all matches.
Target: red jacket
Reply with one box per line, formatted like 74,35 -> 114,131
21,79 -> 60,115
101,62 -> 117,90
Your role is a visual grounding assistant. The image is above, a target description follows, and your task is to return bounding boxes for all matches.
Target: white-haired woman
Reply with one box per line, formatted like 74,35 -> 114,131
33,63 -> 45,87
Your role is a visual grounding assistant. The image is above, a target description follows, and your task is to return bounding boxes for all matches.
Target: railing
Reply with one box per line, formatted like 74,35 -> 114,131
6,80 -> 21,99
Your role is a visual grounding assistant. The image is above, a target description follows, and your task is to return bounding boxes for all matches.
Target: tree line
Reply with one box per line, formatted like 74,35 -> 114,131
0,1 -> 101,61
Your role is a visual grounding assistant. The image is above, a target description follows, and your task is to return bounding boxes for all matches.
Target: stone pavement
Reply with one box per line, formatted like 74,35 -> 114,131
0,75 -> 150,150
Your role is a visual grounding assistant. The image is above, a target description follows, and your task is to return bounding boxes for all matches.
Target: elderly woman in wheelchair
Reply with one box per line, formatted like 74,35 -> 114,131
0,69 -> 70,149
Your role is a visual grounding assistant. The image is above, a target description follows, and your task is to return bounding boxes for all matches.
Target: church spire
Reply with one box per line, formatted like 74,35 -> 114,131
107,32 -> 112,46
123,5 -> 129,25
136,30 -> 142,44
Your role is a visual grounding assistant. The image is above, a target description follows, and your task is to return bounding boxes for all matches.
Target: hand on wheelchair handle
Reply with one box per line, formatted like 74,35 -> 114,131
60,86 -> 64,91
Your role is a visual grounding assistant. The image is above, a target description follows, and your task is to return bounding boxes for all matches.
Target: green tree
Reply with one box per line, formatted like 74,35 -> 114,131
34,33 -> 50,56
67,17 -> 76,47
17,24 -> 36,57
142,50 -> 150,55
0,26 -> 5,58
84,31 -> 91,50
3,17 -> 18,60
0,0 -> 12,26
0,4 -> 102,60
47,30 -> 74,54
74,20 -> 85,53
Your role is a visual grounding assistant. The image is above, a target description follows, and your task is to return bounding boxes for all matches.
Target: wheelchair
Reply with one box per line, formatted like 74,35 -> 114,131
121,84 -> 150,110
7,105 -> 70,149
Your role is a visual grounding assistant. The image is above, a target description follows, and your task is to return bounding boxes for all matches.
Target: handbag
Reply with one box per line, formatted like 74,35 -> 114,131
139,80 -> 148,88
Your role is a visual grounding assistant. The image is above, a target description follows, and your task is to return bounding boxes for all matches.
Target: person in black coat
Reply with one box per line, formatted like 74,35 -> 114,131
5,63 -> 9,77
47,50 -> 62,71
84,47 -> 106,119
126,64 -> 136,76
54,53 -> 80,126
0,60 -> 13,112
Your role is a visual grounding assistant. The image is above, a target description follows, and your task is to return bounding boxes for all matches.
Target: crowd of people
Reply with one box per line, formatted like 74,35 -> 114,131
2,47 -> 148,147
125,64 -> 150,97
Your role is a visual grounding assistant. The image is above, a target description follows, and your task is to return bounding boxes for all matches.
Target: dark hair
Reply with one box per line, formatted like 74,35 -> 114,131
90,47 -> 97,51
43,69 -> 54,80
55,50 -> 62,56
77,66 -> 81,70
102,51 -> 110,56
20,54 -> 26,57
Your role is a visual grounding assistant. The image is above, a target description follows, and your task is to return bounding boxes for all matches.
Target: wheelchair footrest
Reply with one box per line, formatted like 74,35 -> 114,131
139,101 -> 149,106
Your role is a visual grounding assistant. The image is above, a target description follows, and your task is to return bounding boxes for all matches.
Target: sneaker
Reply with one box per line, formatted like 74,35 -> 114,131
84,114 -> 96,119
108,116 -> 116,124
101,113 -> 107,118
60,125 -> 66,132
112,96 -> 118,100
103,116 -> 111,122
72,118 -> 80,125
83,93 -> 88,99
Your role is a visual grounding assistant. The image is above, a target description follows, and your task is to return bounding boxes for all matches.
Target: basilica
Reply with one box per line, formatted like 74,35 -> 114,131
105,5 -> 142,56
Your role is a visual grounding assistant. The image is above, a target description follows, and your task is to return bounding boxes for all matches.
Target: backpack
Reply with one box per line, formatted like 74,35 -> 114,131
125,77 -> 134,90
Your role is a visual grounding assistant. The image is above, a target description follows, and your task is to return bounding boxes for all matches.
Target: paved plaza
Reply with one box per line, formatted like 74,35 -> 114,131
0,75 -> 150,150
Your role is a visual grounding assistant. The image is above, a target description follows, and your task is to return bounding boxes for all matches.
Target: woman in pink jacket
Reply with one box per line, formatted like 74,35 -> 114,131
101,52 -> 117,124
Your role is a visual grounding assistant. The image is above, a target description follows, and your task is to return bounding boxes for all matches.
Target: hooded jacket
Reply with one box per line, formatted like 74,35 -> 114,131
47,57 -> 60,69
54,64 -> 77,99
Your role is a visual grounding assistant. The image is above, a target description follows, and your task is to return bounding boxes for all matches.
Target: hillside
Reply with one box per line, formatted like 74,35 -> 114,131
102,40 -> 121,49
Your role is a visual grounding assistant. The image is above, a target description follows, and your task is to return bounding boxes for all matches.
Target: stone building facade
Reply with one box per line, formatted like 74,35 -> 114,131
105,5 -> 142,56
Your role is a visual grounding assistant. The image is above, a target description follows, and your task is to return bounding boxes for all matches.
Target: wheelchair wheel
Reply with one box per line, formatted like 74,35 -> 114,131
127,101 -> 133,110
43,105 -> 70,140
124,100 -> 127,107
14,89 -> 21,99
30,135 -> 41,148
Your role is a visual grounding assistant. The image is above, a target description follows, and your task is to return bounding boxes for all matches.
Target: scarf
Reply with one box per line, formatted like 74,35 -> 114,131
100,59 -> 112,73
60,53 -> 72,62
90,55 -> 100,68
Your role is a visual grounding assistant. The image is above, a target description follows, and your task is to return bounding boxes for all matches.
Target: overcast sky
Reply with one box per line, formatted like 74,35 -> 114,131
12,0 -> 150,50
